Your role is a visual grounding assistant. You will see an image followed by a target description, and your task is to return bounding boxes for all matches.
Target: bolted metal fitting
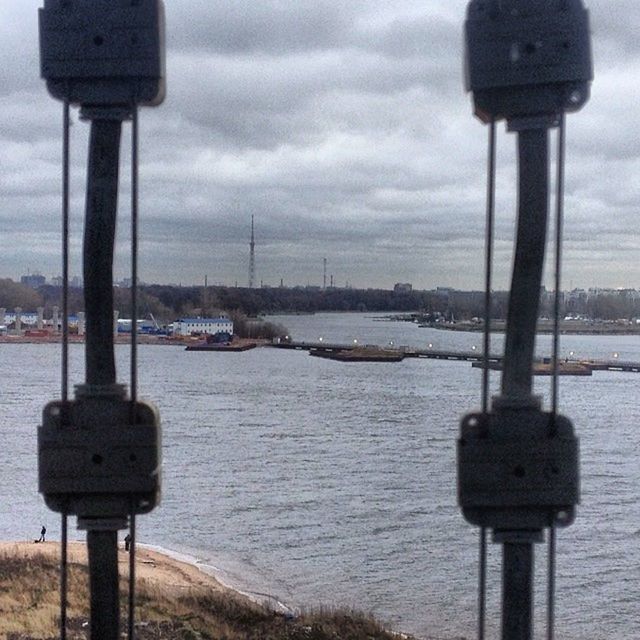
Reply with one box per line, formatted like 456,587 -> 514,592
39,0 -> 165,108
458,408 -> 579,531
39,389 -> 161,519
464,0 -> 592,123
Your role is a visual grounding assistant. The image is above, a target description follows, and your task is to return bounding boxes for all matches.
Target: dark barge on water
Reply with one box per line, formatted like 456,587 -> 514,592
309,346 -> 405,362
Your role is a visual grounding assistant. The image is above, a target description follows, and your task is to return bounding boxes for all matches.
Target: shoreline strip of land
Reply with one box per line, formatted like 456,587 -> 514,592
0,540 -> 413,639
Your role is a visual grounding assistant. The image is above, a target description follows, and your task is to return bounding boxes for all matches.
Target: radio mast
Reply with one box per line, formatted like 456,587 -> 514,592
248,215 -> 256,288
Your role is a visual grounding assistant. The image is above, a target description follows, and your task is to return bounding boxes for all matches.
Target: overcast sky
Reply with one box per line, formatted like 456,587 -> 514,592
0,1 -> 637,290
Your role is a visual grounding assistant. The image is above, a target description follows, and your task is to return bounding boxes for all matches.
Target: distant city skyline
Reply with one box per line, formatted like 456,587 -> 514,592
8,269 -> 640,296
0,2 -> 638,291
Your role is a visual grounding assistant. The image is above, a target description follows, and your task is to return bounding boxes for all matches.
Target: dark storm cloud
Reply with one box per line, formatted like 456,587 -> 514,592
0,1 -> 638,289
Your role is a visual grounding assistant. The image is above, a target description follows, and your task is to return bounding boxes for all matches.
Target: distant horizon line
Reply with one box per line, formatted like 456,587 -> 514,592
3,275 -> 640,296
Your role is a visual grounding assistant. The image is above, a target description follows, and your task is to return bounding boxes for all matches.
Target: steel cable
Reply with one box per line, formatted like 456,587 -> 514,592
131,106 -> 139,411
482,120 -> 496,416
478,119 -> 496,640
548,113 -> 566,640
128,105 -> 140,640
478,527 -> 487,640
59,96 -> 71,640
551,114 -> 566,420
128,513 -> 136,640
60,512 -> 68,640
62,98 -> 70,404
547,524 -> 557,640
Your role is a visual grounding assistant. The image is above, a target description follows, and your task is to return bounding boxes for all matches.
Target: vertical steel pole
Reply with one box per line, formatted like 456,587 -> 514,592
500,126 -> 549,404
502,539 -> 535,640
88,529 -> 120,639
497,124 -> 549,639
83,118 -> 122,386
83,115 -> 125,640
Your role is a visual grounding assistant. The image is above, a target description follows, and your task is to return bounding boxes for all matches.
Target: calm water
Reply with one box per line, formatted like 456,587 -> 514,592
1,312 -> 639,639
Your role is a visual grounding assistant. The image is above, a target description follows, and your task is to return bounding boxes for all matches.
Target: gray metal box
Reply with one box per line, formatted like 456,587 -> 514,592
464,0 -> 592,122
39,0 -> 165,106
39,397 -> 161,518
458,409 -> 579,530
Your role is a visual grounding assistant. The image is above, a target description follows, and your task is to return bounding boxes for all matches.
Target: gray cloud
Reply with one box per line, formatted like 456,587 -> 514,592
0,1 -> 637,290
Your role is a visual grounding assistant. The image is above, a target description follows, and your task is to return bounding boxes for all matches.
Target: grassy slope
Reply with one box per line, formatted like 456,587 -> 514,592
0,550 -> 413,640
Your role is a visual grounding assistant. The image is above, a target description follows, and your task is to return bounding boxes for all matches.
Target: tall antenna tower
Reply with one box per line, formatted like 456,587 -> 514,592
248,215 -> 255,288
323,258 -> 327,289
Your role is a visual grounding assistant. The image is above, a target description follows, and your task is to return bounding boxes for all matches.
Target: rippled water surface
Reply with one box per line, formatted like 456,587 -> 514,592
1,313 -> 639,639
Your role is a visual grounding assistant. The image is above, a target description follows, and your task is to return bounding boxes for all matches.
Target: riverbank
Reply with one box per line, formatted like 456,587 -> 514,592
426,320 -> 640,335
0,335 -> 268,348
0,541 -> 412,639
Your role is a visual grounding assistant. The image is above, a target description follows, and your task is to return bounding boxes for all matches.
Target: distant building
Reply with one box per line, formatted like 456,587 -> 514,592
394,283 -> 413,293
21,274 -> 46,289
50,275 -> 83,287
173,316 -> 234,337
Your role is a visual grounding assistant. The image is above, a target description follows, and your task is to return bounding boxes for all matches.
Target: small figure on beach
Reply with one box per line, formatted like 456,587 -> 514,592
37,525 -> 46,543
124,533 -> 131,552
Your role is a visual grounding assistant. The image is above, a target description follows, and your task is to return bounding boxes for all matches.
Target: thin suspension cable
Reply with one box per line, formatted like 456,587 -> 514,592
131,106 -> 139,410
478,527 -> 487,640
128,513 -> 137,640
60,512 -> 68,640
477,120 -> 495,640
129,106 -> 140,639
482,120 -> 496,415
547,524 -> 557,640
62,99 -> 70,403
60,102 -> 70,640
551,114 -> 566,418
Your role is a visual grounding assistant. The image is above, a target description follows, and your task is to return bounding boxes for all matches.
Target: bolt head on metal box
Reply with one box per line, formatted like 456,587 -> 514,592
464,0 -> 592,122
38,397 -> 161,518
39,0 -> 165,107
458,409 -> 579,530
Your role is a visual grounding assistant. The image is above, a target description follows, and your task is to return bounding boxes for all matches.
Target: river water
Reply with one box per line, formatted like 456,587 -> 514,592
1,312 -> 638,639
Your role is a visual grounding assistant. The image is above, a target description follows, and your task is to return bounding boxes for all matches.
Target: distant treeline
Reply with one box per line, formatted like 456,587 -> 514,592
3,278 -> 640,324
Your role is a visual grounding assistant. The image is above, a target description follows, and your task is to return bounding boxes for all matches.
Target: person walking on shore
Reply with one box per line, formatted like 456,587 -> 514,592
124,533 -> 131,552
38,525 -> 46,543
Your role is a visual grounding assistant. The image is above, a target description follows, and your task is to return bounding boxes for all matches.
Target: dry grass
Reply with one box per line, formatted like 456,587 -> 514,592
0,547 -> 412,640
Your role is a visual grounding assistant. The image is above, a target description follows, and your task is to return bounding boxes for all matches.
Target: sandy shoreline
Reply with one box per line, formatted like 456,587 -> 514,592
0,540 -> 414,639
0,540 -> 230,596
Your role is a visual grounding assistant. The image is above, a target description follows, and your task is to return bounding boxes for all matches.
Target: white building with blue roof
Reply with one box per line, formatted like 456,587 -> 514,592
173,316 -> 233,337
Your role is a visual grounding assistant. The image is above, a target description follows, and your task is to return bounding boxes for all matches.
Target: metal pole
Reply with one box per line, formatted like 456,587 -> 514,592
500,126 -> 549,404
83,117 -> 122,386
497,123 -> 550,639
83,114 -> 124,640
87,529 -> 120,639
502,537 -> 535,640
